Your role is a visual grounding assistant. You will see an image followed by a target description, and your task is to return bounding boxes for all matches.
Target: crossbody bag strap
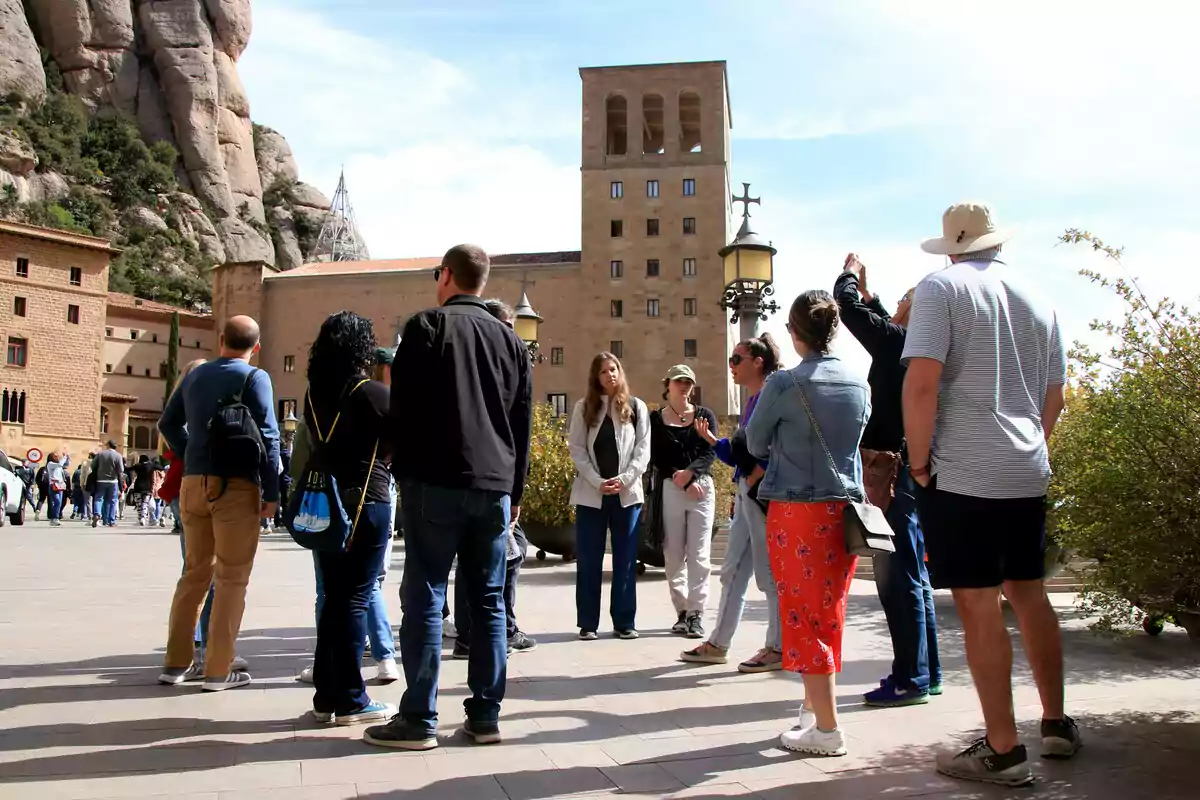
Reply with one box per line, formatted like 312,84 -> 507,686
344,439 -> 379,550
790,374 -> 852,502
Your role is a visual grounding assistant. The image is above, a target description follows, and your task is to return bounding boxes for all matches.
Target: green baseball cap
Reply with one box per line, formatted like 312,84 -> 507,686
374,347 -> 395,366
665,364 -> 696,383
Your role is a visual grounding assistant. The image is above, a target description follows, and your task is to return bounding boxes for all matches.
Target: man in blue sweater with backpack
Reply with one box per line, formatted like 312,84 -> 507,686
157,315 -> 280,692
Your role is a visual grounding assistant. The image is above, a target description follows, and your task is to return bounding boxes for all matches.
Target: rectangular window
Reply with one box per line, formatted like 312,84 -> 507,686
129,330 -> 138,340
284,355 -> 296,373
194,340 -> 201,349
610,299 -> 623,318
6,337 -> 27,367
125,365 -> 133,375
692,386 -> 703,405
105,363 -> 113,373
684,338 -> 698,358
547,393 -> 568,418
683,178 -> 696,196
551,347 -> 564,366
610,181 -> 623,199
67,304 -> 80,324
105,327 -> 113,337
610,260 -> 623,279
611,219 -> 623,237
70,267 -> 82,286
610,340 -> 624,358
683,258 -> 697,276
647,180 -> 659,198
144,367 -> 152,377
646,218 -> 659,236
647,299 -> 660,317
683,217 -> 697,235
13,297 -> 26,317
15,258 -> 28,278
159,362 -> 168,378
646,259 -> 660,277
684,298 -> 697,316
151,333 -> 159,343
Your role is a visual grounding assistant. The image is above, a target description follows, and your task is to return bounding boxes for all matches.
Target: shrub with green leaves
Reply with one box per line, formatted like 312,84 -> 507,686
1049,230 -> 1200,632
521,402 -> 577,527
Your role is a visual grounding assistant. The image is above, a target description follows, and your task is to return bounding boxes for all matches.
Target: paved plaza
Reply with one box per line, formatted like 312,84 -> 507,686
1,519 -> 1198,799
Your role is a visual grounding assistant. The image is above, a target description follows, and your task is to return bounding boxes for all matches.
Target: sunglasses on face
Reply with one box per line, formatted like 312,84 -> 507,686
433,264 -> 448,282
729,354 -> 746,366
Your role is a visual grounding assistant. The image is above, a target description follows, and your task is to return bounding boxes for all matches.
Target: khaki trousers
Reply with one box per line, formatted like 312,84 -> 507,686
165,476 -> 262,677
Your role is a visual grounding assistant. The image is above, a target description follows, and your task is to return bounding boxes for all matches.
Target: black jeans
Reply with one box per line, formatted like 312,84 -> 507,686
312,500 -> 391,716
455,524 -> 527,642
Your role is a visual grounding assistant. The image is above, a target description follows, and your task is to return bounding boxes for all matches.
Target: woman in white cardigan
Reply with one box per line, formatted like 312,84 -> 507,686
568,352 -> 651,641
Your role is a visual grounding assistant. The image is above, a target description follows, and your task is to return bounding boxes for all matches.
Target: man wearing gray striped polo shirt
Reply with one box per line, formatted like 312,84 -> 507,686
901,203 -> 1078,788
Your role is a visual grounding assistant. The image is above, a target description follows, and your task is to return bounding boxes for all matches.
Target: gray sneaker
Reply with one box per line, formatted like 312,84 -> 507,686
201,672 -> 252,692
671,611 -> 688,634
157,667 -> 189,685
936,738 -> 1033,787
1041,716 -> 1082,760
685,613 -> 705,639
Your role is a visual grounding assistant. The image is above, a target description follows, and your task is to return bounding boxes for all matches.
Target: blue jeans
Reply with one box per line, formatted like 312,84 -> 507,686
178,506 -> 214,647
874,468 -> 942,691
313,501 -> 392,715
399,481 -> 509,733
574,496 -> 642,633
710,480 -> 781,651
455,523 -> 528,642
93,482 -> 119,526
314,533 -> 396,662
47,490 -> 64,521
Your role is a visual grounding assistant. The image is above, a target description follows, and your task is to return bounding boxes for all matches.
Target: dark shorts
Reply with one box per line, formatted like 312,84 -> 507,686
915,476 -> 1046,590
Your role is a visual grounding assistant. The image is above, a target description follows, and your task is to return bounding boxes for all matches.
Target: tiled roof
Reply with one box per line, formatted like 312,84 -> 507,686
101,391 -> 138,403
0,220 -> 119,253
106,292 -> 211,321
273,251 -> 582,279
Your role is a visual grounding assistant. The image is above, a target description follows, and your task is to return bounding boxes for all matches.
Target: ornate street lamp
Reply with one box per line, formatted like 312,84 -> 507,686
719,182 -> 779,341
514,290 -> 547,364
282,411 -> 299,450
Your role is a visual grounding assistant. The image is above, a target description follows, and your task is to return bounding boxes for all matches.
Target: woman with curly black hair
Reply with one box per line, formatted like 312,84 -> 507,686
304,311 -> 396,726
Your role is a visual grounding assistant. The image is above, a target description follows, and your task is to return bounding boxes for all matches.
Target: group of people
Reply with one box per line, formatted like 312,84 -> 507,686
12,445 -> 170,528
149,202 -> 1079,788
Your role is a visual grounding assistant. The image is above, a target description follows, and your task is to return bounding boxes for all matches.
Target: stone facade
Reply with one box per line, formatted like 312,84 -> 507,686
0,221 -> 114,464
213,61 -> 738,416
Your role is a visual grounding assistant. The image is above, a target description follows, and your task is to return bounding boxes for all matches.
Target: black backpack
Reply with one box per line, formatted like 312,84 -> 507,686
207,369 -> 267,484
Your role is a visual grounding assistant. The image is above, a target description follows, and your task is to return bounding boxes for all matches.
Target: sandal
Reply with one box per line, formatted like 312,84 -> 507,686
679,641 -> 729,664
738,647 -> 783,674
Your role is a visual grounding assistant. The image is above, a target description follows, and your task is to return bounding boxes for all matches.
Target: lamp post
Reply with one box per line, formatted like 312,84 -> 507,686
718,183 -> 779,410
514,290 -> 546,364
282,411 -> 299,452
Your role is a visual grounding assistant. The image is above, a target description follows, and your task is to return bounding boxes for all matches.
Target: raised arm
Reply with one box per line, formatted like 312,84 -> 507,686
834,270 -> 906,359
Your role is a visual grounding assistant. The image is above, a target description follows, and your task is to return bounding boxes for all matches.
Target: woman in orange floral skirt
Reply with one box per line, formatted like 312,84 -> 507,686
746,289 -> 871,757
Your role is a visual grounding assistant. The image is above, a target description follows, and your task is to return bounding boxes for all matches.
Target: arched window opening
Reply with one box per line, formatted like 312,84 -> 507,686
642,93 -> 664,154
680,91 -> 702,153
100,407 -> 109,435
605,95 -> 627,156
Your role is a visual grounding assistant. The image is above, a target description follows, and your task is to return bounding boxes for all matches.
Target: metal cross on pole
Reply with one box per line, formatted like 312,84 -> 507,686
732,182 -> 760,220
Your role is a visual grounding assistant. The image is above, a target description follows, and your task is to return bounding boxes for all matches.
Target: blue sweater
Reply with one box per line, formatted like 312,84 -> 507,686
158,358 -> 281,502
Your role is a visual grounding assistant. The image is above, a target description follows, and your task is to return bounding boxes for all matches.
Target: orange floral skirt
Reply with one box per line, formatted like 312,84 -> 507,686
766,500 -> 858,675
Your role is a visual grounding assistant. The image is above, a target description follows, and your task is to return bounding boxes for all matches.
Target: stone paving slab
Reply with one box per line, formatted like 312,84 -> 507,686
1,519 -> 1198,798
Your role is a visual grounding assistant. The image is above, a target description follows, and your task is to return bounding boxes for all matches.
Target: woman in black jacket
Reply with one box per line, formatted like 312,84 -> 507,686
649,364 -> 718,640
834,253 -> 942,707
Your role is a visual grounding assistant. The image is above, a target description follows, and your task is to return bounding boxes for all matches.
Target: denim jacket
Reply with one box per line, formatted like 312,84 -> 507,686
745,354 -> 871,503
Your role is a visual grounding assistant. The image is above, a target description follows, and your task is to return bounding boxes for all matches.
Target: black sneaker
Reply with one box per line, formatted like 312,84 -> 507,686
935,737 -> 1033,787
463,718 -> 502,745
363,717 -> 438,751
685,613 -> 705,639
508,631 -> 538,654
452,641 -> 470,660
1041,715 -> 1082,759
671,611 -> 688,634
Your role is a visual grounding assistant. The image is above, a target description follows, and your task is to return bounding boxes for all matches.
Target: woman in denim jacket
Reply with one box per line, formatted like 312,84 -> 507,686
746,290 -> 870,758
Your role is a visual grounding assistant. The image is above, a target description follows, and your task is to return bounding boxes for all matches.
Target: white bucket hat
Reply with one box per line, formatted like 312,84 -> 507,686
920,202 -> 1014,255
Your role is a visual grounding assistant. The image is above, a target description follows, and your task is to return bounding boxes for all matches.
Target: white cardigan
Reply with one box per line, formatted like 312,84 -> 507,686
568,396 -> 651,509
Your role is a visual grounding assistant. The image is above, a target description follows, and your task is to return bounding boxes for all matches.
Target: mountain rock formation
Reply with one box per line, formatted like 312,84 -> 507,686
0,0 -> 334,306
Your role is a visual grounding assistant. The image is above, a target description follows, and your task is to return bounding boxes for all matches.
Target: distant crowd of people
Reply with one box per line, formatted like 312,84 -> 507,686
144,201 -> 1077,788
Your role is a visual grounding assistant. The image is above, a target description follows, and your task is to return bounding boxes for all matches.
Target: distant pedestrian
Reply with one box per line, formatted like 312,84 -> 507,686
903,202 -> 1076,786
45,452 -> 68,527
132,455 -> 157,526
157,315 -> 280,692
90,441 -> 125,528
366,244 -> 532,751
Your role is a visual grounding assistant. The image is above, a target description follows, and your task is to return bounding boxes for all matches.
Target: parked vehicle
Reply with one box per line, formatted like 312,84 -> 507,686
0,449 -> 27,526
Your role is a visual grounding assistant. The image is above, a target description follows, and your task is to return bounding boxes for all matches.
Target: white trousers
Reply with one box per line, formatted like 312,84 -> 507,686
661,476 -> 716,614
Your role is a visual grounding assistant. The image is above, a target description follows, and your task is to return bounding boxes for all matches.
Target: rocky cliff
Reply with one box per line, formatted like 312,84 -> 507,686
0,0 -> 333,307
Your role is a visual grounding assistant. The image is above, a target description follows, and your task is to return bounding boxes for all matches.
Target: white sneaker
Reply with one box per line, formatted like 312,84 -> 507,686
791,706 -> 815,732
780,724 -> 847,757
298,665 -> 315,684
377,658 -> 400,683
442,620 -> 458,640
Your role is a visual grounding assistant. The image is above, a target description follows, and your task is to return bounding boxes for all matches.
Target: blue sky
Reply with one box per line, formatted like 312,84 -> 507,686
240,0 -> 1198,368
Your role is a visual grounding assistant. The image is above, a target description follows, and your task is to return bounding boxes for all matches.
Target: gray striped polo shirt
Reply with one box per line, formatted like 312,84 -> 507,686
901,259 -> 1066,499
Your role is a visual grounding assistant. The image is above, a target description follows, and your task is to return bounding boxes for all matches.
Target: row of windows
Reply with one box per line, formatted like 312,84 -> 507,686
12,258 -> 83,286
610,298 -> 698,318
610,218 -> 696,237
103,327 -> 205,349
11,296 -> 81,324
610,258 -> 697,279
610,179 -> 697,199
607,339 -> 698,359
1,389 -> 26,424
104,362 -> 169,378
605,92 -> 703,156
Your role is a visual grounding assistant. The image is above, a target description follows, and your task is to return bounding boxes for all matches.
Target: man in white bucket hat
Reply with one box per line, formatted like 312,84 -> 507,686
900,203 -> 1077,787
